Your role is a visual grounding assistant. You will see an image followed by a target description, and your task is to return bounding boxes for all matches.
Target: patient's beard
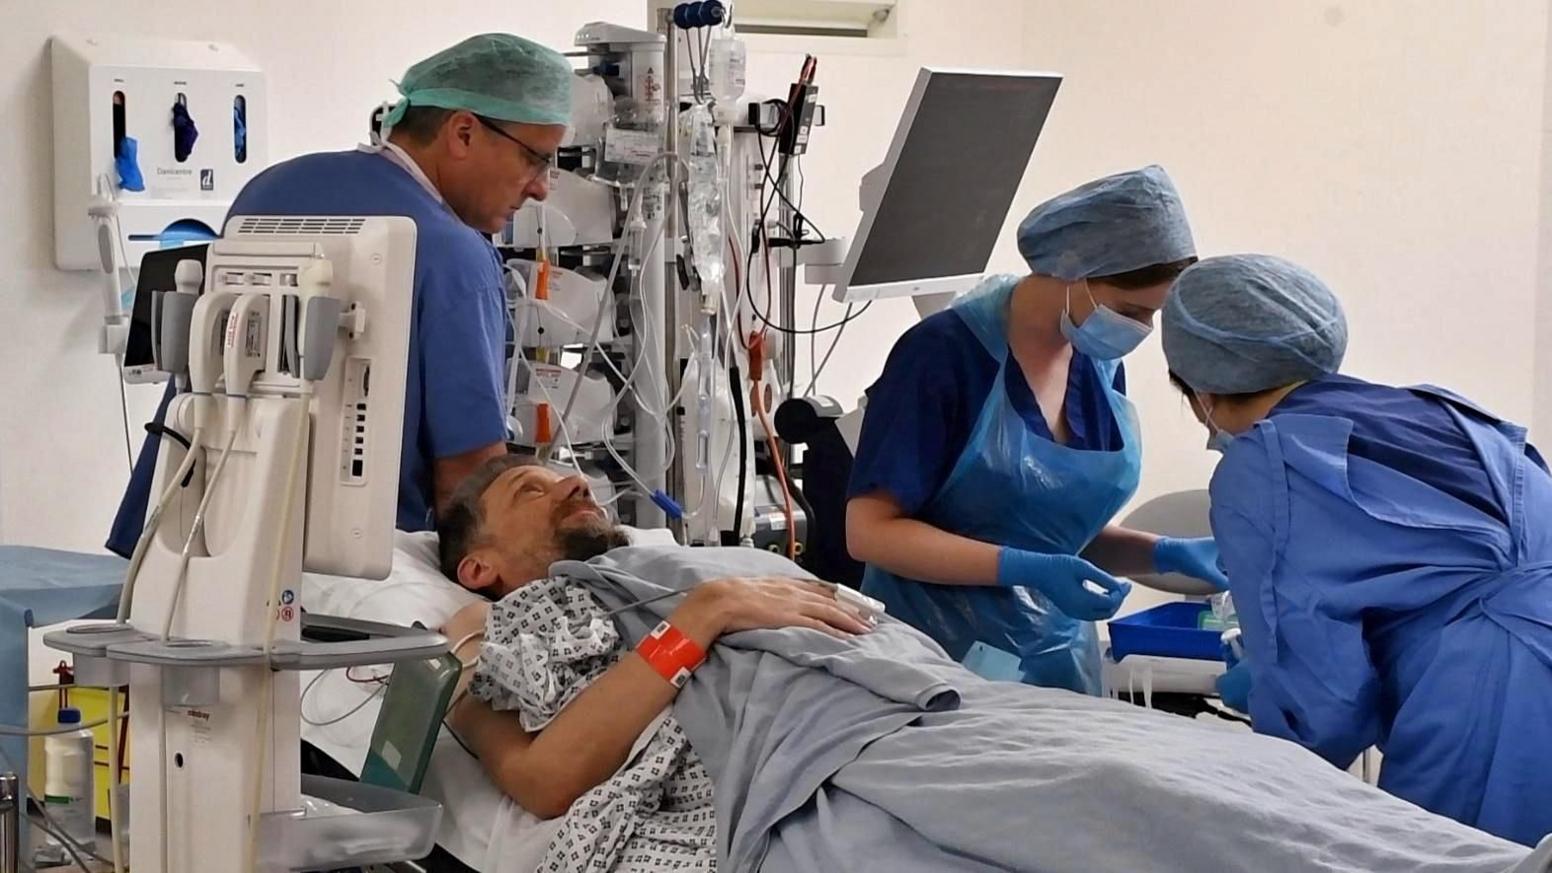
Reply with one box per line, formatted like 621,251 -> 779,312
556,518 -> 630,562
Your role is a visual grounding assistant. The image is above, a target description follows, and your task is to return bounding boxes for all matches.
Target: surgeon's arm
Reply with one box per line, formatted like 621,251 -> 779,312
434,442 -> 508,514
1082,526 -> 1219,596
1212,466 -> 1382,768
847,492 -> 1002,585
446,578 -> 869,818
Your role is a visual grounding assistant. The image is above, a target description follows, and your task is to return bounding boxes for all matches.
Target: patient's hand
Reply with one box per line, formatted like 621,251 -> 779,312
671,577 -> 875,644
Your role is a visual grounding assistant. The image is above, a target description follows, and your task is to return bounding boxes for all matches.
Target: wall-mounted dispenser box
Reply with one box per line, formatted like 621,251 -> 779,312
51,34 -> 267,271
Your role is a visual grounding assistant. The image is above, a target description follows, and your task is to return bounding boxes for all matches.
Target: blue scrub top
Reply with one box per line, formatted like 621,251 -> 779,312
1212,374 -> 1552,845
1271,374 -> 1546,523
107,150 -> 509,555
847,308 -> 1124,514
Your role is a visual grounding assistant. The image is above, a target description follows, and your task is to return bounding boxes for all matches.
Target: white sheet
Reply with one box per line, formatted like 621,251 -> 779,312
299,527 -> 679,873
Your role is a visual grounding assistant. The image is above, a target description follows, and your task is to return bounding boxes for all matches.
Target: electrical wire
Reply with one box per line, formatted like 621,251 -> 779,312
119,425 -> 205,622
300,668 -> 386,728
104,190 -> 140,480
116,359 -> 134,475
160,428 -> 238,639
805,286 -> 856,397
743,111 -> 871,337
807,284 -> 825,394
701,231 -> 747,532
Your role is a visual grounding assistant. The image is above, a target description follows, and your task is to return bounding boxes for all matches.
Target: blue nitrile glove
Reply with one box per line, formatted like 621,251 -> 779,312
115,136 -> 146,192
1154,536 -> 1230,591
997,548 -> 1131,621
1216,661 -> 1252,712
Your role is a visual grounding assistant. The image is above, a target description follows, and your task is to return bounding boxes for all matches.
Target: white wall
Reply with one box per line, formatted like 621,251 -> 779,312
1008,1 -> 1549,518
0,0 -> 644,552
3,0 -> 1548,550
778,1 -> 1548,523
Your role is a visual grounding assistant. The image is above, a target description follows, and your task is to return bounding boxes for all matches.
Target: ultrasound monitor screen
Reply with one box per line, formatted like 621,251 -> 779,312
846,71 -> 1060,291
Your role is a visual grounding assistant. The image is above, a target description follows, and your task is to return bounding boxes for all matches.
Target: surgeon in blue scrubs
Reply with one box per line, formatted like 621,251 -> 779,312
1162,254 -> 1552,846
846,166 -> 1229,696
106,34 -> 572,555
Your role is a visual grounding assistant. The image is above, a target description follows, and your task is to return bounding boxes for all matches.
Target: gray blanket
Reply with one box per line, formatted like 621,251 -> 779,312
553,546 -> 1552,873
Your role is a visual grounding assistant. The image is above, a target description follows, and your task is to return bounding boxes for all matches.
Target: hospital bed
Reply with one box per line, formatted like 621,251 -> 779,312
10,530 -> 1550,871
298,528 -> 678,873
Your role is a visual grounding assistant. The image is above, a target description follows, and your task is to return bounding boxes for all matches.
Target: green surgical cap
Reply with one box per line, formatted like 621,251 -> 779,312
382,33 -> 573,130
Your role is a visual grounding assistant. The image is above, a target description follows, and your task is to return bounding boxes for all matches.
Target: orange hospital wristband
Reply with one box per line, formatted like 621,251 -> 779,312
635,621 -> 707,688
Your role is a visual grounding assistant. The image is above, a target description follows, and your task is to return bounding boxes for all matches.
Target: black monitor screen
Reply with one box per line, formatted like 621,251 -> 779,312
849,72 -> 1060,289
124,245 -> 209,369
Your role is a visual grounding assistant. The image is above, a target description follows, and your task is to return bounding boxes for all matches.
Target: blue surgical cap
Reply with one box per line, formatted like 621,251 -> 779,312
1162,254 -> 1348,395
383,33 -> 573,130
1017,165 -> 1195,280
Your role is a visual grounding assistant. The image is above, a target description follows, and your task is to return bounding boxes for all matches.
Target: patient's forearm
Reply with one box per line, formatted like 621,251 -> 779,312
452,591 -> 726,819
522,594 -> 726,811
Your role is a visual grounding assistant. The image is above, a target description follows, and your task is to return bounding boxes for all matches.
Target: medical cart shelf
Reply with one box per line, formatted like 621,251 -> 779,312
41,615 -> 448,672
257,774 -> 441,871
42,616 -> 450,870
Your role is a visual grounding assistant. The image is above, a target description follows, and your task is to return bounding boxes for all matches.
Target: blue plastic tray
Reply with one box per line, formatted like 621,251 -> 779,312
1108,601 -> 1222,662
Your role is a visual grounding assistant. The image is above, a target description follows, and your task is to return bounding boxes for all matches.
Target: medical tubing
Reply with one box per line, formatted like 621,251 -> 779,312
118,425 -> 206,622
443,630 -> 487,714
551,152 -> 685,462
503,264 -> 526,426
159,427 -> 238,639
750,378 -> 796,558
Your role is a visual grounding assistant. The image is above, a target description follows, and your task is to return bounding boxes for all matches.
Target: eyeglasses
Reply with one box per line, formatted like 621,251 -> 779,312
475,116 -> 555,178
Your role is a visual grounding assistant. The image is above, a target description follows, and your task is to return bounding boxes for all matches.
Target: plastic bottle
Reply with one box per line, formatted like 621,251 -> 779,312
43,708 -> 96,856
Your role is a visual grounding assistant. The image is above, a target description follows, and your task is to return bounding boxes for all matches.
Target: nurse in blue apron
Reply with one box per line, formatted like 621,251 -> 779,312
1162,254 -> 1552,846
846,166 -> 1229,696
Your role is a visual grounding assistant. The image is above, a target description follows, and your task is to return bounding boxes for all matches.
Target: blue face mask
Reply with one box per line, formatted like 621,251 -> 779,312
1197,392 -> 1235,453
1060,282 -> 1152,360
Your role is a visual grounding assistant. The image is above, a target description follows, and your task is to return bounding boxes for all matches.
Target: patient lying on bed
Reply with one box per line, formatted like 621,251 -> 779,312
436,456 -> 1552,873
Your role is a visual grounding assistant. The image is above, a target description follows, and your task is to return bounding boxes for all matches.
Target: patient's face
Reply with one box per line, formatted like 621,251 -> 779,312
468,465 -> 628,595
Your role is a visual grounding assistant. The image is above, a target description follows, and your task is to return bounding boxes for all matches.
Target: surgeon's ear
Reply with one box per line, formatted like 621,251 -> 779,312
446,111 -> 477,157
456,550 -> 503,594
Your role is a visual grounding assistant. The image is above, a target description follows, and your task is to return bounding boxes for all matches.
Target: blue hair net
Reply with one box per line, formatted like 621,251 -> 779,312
382,33 -> 573,130
1017,165 -> 1195,280
1162,254 -> 1348,395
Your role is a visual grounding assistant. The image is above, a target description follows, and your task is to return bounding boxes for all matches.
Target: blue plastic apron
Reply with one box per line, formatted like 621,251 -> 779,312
861,275 -> 1142,694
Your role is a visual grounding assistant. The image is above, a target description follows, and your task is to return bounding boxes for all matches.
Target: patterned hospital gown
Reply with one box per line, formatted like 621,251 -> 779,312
469,578 -> 718,872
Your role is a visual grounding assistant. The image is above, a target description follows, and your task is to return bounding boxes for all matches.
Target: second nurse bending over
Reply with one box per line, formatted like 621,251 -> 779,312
846,166 -> 1227,696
